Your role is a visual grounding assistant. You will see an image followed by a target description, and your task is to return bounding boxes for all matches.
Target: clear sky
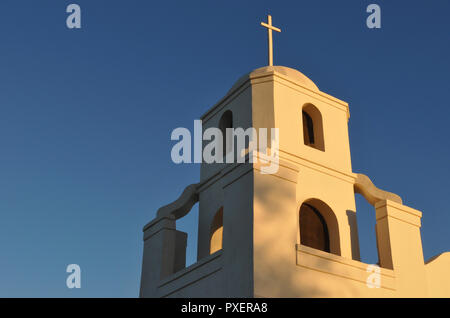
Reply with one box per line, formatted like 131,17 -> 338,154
0,0 -> 448,297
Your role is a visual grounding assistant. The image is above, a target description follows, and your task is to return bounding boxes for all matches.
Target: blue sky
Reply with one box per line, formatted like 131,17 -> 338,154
0,1 -> 448,297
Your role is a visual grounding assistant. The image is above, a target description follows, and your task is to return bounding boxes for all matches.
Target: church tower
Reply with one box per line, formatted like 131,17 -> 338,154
139,16 -> 450,298
196,64 -> 362,295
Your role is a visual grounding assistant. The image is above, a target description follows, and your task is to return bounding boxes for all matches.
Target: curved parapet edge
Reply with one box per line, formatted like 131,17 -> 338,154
156,183 -> 200,220
425,251 -> 450,265
354,173 -> 402,205
425,252 -> 450,297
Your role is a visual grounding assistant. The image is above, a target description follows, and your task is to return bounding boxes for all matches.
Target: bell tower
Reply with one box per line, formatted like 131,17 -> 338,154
140,17 -> 450,299
200,65 -> 361,295
140,63 -> 450,298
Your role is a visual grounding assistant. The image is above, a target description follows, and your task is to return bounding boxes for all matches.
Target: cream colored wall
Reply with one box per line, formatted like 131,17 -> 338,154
272,77 -> 352,174
221,166 -> 255,297
157,252 -> 224,297
374,200 -> 428,296
198,82 -> 252,261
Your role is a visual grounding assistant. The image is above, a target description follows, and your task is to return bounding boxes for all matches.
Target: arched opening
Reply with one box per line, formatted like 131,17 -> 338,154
299,199 -> 340,255
353,174 -> 404,269
354,193 -> 379,265
302,104 -> 325,151
302,111 -> 315,145
209,207 -> 223,254
176,201 -> 199,267
219,110 -> 233,156
300,203 -> 330,252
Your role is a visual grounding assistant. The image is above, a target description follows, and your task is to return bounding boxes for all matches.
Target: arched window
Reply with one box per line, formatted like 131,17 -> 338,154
302,104 -> 325,151
300,203 -> 330,252
302,111 -> 315,145
299,199 -> 340,255
219,110 -> 233,156
210,207 -> 223,254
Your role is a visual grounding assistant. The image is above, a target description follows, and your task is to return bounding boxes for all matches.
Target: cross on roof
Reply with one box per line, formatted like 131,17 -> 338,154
260,15 -> 282,66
